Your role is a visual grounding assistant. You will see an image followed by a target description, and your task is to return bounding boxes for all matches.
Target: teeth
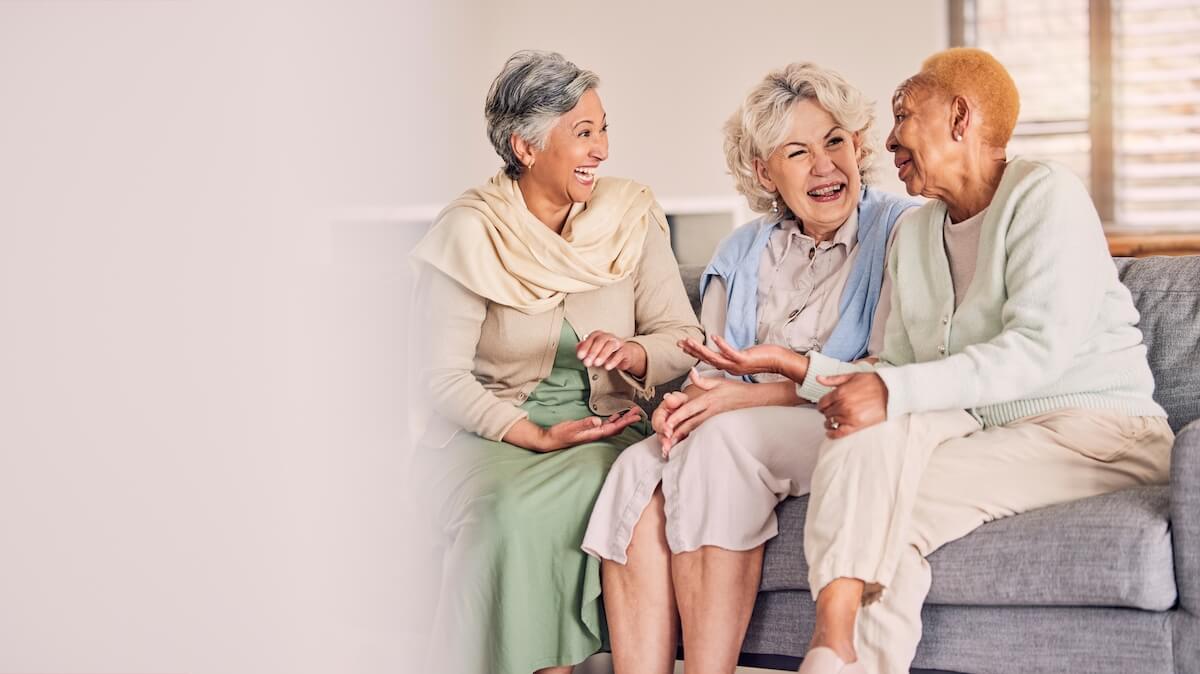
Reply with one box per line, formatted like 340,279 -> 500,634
807,184 -> 843,197
575,167 -> 595,176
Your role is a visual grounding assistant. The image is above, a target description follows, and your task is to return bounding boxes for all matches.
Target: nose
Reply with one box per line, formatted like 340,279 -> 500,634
885,127 -> 899,153
592,134 -> 609,162
812,149 -> 835,175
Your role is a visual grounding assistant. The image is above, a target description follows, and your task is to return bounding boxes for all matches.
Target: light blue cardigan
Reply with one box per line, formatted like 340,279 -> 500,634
699,186 -> 919,366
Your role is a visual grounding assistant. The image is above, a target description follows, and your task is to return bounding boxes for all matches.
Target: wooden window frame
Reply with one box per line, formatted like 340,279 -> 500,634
950,0 -> 1115,223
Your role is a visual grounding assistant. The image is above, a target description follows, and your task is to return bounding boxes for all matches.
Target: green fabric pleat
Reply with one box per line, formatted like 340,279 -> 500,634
424,320 -> 648,674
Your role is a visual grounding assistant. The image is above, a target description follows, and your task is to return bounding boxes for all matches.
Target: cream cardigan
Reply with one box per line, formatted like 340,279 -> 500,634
798,158 -> 1166,427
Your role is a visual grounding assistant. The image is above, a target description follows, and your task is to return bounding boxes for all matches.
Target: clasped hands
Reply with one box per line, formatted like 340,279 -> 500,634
667,335 -> 889,446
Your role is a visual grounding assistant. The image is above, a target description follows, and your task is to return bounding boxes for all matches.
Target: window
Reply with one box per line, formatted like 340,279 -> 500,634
952,0 -> 1200,233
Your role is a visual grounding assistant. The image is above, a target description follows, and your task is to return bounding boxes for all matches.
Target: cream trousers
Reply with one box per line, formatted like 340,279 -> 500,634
804,407 -> 1174,674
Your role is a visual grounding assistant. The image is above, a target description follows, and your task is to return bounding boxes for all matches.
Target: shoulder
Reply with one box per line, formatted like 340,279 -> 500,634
594,175 -> 671,236
714,216 -> 774,258
887,204 -> 925,248
1000,157 -> 1091,205
996,158 -> 1098,235
863,186 -> 923,214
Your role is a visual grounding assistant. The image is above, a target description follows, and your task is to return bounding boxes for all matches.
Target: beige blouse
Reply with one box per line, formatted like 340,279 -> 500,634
414,221 -> 703,447
697,208 -> 914,381
943,207 -> 987,309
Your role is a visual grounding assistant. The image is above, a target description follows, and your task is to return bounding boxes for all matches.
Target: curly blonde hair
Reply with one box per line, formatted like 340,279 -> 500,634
724,62 -> 877,216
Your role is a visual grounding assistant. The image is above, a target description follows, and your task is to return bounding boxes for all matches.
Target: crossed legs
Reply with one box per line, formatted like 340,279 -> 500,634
803,409 -> 1174,673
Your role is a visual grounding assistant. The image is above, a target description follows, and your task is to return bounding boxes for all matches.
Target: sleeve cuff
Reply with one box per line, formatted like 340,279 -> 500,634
622,336 -> 660,398
876,366 -> 915,419
795,351 -> 877,403
617,367 -> 656,400
479,406 -> 530,443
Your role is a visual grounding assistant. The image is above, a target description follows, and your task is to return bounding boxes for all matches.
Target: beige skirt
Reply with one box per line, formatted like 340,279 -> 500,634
582,404 -> 828,563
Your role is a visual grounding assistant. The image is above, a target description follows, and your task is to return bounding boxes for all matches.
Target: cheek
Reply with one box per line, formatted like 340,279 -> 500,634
835,148 -> 859,178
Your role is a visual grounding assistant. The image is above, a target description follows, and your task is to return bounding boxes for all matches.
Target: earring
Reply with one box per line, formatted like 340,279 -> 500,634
526,158 -> 535,169
954,133 -> 963,142
771,197 -> 779,214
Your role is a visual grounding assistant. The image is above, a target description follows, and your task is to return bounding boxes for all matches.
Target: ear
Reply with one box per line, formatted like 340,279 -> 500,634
852,130 -> 864,161
511,133 -> 536,169
951,95 -> 970,141
754,157 -> 776,193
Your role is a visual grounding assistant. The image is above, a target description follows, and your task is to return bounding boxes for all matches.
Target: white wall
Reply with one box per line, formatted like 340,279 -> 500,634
368,0 -> 948,212
0,2 -> 945,673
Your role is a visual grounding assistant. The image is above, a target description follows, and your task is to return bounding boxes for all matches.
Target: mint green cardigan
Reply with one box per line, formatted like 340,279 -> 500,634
798,158 -> 1166,427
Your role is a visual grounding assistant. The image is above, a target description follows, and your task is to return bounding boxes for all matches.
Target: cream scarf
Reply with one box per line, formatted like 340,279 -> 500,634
410,170 -> 669,314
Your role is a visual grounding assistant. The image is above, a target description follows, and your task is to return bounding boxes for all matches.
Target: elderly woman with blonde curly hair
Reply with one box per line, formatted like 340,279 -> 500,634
580,62 -> 919,674
683,48 -> 1173,674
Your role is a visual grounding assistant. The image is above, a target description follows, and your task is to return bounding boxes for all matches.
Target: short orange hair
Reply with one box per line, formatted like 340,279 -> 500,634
912,48 -> 1020,148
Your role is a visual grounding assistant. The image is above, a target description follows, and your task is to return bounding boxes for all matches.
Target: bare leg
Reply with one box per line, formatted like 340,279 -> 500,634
601,486 -> 678,674
808,577 -> 863,664
672,544 -> 764,674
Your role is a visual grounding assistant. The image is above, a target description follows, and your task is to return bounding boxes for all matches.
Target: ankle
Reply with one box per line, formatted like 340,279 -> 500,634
808,633 -> 856,664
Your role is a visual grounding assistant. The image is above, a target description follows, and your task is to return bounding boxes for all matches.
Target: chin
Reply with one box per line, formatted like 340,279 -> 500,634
568,184 -> 596,203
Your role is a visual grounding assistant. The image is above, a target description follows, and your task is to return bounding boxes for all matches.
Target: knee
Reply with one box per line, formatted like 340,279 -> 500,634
674,409 -> 750,468
815,416 -> 907,468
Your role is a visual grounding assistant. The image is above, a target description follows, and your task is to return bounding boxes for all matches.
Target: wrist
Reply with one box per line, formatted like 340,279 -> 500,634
533,426 -> 556,452
778,352 -> 809,382
626,340 -> 648,378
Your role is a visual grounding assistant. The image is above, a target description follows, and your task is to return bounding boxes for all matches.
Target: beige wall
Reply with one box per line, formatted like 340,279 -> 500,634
387,0 -> 948,209
0,2 -> 945,673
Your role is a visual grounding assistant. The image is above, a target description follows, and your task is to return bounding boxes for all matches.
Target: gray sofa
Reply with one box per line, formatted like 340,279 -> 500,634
648,255 -> 1200,674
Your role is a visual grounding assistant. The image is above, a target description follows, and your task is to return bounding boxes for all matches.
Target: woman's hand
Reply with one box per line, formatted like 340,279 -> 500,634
540,409 -> 643,452
651,389 -> 688,439
654,369 -> 798,456
502,409 -> 643,452
816,372 -> 889,438
678,334 -> 808,382
576,331 -> 648,378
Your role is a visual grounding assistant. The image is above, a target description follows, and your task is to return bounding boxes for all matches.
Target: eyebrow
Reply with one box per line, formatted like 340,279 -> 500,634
572,114 -> 607,129
783,126 -> 844,148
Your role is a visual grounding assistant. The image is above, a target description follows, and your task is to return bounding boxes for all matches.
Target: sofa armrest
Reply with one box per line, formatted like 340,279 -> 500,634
1171,418 -> 1200,614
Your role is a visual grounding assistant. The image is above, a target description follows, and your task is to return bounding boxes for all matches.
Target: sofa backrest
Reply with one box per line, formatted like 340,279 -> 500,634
1116,255 -> 1200,433
674,256 -> 1200,432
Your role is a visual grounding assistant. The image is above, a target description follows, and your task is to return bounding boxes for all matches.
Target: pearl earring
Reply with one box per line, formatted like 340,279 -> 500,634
954,133 -> 963,142
771,198 -> 779,214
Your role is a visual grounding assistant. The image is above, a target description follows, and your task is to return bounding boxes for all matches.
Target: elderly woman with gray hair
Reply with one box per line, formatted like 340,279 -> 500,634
409,50 -> 701,674
580,63 -> 919,673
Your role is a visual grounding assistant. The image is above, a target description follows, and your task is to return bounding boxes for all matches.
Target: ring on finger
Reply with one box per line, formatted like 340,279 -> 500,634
830,417 -> 841,430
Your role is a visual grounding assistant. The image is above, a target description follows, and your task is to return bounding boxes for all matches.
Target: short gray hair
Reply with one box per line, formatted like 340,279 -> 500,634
485,50 -> 600,179
724,62 -> 878,216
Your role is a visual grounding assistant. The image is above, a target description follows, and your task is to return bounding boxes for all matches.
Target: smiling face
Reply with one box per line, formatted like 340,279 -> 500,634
756,99 -> 862,233
522,88 -> 609,204
885,82 -> 957,198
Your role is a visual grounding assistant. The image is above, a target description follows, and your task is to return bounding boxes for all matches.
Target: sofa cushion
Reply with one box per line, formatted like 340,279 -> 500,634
760,486 -> 1177,611
1116,255 -> 1200,433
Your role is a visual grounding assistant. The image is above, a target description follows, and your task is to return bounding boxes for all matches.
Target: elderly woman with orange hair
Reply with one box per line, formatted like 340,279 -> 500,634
686,48 -> 1173,674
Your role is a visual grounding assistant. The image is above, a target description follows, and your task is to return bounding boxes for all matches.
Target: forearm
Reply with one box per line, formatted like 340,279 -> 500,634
681,379 -> 801,408
501,418 -> 546,452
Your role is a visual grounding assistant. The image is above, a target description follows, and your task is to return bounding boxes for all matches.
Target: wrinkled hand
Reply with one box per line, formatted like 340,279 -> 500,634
657,369 -> 757,457
652,388 -> 687,436
536,409 -> 643,452
816,372 -> 889,439
678,335 -> 806,381
577,331 -> 647,378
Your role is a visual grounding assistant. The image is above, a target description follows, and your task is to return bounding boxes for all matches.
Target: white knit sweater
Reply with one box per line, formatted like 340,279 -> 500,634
798,158 -> 1166,427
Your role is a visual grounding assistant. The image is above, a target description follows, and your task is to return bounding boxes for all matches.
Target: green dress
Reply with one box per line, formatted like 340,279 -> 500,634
420,320 -> 649,674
